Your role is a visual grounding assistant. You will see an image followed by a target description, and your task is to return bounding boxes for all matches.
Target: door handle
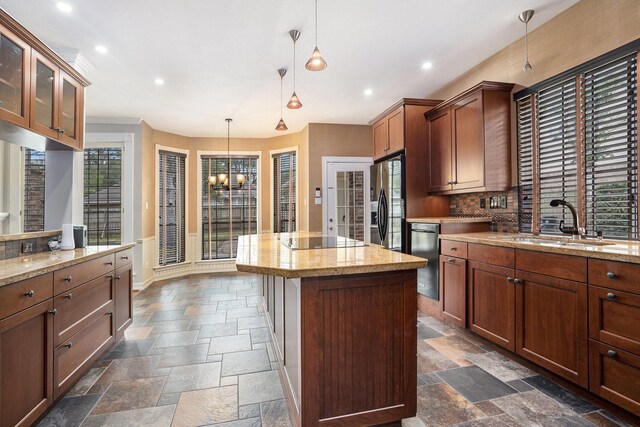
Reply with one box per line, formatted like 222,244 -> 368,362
329,226 -> 334,231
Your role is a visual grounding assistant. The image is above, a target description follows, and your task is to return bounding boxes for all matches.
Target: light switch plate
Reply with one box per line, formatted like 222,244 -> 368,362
21,242 -> 34,254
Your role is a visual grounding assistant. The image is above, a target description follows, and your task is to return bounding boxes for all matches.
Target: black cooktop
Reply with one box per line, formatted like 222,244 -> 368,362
279,235 -> 367,250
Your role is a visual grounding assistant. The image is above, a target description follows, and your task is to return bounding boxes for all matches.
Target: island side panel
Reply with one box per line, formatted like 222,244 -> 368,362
300,270 -> 417,426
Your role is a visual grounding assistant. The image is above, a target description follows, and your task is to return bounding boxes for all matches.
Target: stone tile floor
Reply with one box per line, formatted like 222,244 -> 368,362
37,273 -> 635,427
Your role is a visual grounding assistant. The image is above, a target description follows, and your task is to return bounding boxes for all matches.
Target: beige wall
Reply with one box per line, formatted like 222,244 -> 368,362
140,123 -> 371,239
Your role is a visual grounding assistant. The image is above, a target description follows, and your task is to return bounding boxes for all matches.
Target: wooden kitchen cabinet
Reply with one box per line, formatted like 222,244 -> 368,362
0,299 -> 54,427
0,22 -> 31,128
372,119 -> 388,160
439,254 -> 466,327
114,263 -> 133,340
424,81 -> 513,195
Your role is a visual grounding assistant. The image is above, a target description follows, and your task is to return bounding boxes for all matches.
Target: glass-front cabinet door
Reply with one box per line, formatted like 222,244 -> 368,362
30,51 -> 58,139
58,70 -> 82,148
0,23 -> 30,127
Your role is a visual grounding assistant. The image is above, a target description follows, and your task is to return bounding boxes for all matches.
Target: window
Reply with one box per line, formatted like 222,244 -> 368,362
158,150 -> 186,265
272,152 -> 296,232
84,147 -> 122,245
516,51 -> 638,239
201,156 -> 258,260
22,148 -> 45,232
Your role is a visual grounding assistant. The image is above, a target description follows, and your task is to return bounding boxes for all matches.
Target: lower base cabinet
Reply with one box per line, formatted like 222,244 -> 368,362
114,265 -> 133,340
0,300 -> 54,427
439,255 -> 466,327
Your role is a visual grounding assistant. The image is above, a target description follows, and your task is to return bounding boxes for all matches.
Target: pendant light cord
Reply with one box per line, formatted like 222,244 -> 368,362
315,0 -> 318,45
227,120 -> 230,178
280,76 -> 283,116
525,21 -> 529,61
293,39 -> 296,91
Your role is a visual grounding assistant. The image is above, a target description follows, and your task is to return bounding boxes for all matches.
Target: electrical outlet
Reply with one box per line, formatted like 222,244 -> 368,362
21,242 -> 34,254
480,198 -> 486,209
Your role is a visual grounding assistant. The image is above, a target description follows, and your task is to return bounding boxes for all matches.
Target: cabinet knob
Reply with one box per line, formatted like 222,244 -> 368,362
59,129 -> 65,134
106,261 -> 113,266
65,342 -> 73,349
24,290 -> 35,298
447,258 -> 455,263
606,272 -> 616,279
64,276 -> 72,282
121,256 -> 129,260
607,350 -> 617,358
64,293 -> 73,300
108,312 -> 113,317
607,292 -> 616,300
513,278 -> 522,285
507,277 -> 514,283
107,275 -> 114,279
49,309 -> 57,316
450,247 -> 457,251
115,276 -> 121,280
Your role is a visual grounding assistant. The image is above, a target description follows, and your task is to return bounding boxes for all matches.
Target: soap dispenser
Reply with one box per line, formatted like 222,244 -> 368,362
61,224 -> 76,250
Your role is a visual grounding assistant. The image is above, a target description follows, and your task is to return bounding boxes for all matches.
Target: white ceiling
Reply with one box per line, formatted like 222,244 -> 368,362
2,0 -> 578,138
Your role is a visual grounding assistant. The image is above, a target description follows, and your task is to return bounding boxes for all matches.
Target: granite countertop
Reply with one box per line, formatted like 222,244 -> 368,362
235,232 -> 426,278
0,243 -> 135,287
407,217 -> 493,224
440,232 -> 640,264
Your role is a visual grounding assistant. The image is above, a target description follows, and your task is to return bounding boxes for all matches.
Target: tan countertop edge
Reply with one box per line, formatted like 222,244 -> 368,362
235,260 -> 426,278
407,217 -> 493,224
0,243 -> 135,287
0,229 -> 62,242
439,232 -> 640,264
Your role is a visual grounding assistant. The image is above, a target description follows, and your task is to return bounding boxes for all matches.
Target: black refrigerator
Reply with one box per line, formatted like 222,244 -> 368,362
370,154 -> 406,252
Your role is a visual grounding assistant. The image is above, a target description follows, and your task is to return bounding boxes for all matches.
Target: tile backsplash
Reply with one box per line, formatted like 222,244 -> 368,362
0,231 -> 61,261
449,187 -> 519,233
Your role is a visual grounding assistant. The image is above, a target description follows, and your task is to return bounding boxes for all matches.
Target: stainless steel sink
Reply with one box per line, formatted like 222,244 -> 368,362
489,235 -> 616,247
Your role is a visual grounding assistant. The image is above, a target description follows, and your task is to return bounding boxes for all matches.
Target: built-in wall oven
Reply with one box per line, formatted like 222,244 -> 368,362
409,223 -> 440,300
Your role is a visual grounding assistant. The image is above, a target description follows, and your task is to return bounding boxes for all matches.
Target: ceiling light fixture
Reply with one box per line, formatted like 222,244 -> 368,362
519,9 -> 534,72
95,45 -> 108,54
276,68 -> 288,131
209,119 -> 245,191
287,30 -> 302,109
305,0 -> 327,71
422,61 -> 433,70
56,2 -> 73,13
154,78 -> 165,86
364,88 -> 373,96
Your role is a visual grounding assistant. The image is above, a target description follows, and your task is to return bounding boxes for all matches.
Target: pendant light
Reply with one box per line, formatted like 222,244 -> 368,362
305,0 -> 327,71
287,29 -> 302,109
208,119 -> 245,191
276,68 -> 288,131
519,10 -> 534,72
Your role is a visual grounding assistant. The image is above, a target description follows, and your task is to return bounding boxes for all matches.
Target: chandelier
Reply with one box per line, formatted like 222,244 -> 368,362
208,118 -> 245,191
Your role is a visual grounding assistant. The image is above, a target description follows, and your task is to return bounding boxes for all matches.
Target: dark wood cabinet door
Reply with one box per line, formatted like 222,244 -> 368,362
515,271 -> 588,387
439,255 -> 466,327
0,22 -> 31,128
387,106 -> 405,155
0,299 -> 53,427
452,93 -> 484,190
114,264 -> 132,340
29,50 -> 59,140
372,119 -> 388,160
427,109 -> 453,192
588,286 -> 640,356
57,70 -> 83,149
468,261 -> 515,351
589,340 -> 640,417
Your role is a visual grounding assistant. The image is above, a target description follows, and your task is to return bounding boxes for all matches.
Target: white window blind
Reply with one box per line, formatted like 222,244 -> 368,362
158,151 -> 186,265
273,152 -> 296,233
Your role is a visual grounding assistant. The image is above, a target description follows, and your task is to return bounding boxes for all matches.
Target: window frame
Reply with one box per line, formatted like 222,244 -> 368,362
196,149 -> 261,262
156,145 -> 189,267
270,146 -> 299,233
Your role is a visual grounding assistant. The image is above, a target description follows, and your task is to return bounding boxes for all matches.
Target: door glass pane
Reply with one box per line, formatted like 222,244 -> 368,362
35,60 -> 54,128
61,79 -> 76,138
336,170 -> 365,241
84,148 -> 122,245
23,149 -> 46,232
0,34 -> 24,116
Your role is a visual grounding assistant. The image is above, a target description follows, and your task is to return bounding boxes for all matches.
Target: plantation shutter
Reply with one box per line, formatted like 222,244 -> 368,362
537,79 -> 578,234
273,152 -> 296,233
517,96 -> 534,233
158,151 -> 186,265
583,54 -> 638,239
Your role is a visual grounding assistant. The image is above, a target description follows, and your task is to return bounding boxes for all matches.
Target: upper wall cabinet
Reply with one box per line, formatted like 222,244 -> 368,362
424,82 -> 513,195
0,9 -> 89,150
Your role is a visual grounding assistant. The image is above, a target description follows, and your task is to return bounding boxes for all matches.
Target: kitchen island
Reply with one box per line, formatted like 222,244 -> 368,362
236,232 -> 426,427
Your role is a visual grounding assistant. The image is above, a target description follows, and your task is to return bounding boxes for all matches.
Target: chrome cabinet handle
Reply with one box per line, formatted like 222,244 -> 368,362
107,275 -> 114,279
106,261 -> 113,266
507,277 -> 514,283
329,226 -> 333,231
450,247 -> 457,251
115,276 -> 121,280
65,342 -> 73,349
121,256 -> 129,260
24,290 -> 35,298
607,292 -> 616,300
64,276 -> 72,282
447,258 -> 455,263
607,350 -> 617,358
49,309 -> 57,316
513,278 -> 522,285
58,128 -> 65,134
606,272 -> 616,279
64,294 -> 72,300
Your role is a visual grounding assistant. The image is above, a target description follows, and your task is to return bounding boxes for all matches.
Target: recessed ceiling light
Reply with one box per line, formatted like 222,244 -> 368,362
422,61 -> 433,70
364,88 -> 373,96
94,45 -> 108,54
56,2 -> 73,13
154,78 -> 165,86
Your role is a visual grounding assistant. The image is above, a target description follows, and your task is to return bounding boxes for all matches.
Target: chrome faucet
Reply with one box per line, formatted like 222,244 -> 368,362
549,199 -> 586,239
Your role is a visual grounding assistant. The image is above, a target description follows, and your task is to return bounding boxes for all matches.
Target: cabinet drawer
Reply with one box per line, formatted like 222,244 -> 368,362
0,273 -> 53,320
589,259 -> 640,294
115,248 -> 133,269
54,310 -> 114,398
589,286 -> 640,356
54,254 -> 115,295
54,274 -> 114,347
441,240 -> 467,258
589,340 -> 640,417
516,250 -> 587,282
468,244 -> 514,268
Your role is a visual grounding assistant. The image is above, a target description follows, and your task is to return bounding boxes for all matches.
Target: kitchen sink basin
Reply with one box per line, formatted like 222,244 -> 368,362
489,235 -> 616,247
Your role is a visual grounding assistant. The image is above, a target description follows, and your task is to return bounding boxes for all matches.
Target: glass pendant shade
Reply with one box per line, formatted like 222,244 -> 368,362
287,92 -> 302,109
223,177 -> 229,187
275,118 -> 288,131
218,173 -> 227,183
523,61 -> 532,72
237,174 -> 245,187
306,47 -> 327,71
208,175 -> 217,185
